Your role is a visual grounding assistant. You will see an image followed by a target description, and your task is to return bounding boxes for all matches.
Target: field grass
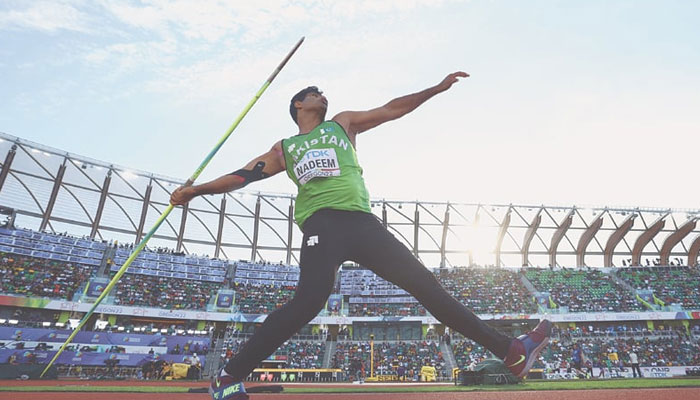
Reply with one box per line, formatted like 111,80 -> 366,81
2,378 -> 700,393
285,378 -> 700,393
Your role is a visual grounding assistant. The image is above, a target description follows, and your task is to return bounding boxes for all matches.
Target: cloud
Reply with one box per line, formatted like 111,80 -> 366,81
72,0 -> 454,105
0,0 -> 92,33
84,40 -> 178,71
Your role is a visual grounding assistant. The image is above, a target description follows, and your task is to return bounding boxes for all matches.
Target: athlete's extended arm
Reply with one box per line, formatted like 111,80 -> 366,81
170,141 -> 285,206
333,71 -> 468,139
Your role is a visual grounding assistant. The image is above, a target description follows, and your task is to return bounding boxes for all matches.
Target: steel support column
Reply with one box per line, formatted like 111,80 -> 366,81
631,215 -> 666,266
39,160 -> 67,232
286,199 -> 294,265
0,144 -> 17,194
175,203 -> 188,253
604,214 -> 636,267
576,215 -> 603,267
214,196 -> 226,259
381,202 -> 388,228
521,209 -> 542,267
413,205 -> 420,258
89,170 -> 112,239
440,205 -> 449,268
251,196 -> 261,262
688,234 -> 700,267
549,209 -> 574,267
494,208 -> 512,267
135,179 -> 153,244
659,219 -> 697,265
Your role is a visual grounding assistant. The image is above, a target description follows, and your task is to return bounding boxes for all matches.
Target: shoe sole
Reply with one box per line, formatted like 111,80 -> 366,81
516,334 -> 549,378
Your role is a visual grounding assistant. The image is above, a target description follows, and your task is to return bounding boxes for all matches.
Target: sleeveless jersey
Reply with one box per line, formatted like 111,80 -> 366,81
281,121 -> 371,228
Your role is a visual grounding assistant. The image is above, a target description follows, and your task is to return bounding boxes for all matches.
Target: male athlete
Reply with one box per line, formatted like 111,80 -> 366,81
170,72 -> 551,400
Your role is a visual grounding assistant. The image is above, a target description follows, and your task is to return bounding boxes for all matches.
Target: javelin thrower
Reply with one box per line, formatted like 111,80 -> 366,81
171,70 -> 552,400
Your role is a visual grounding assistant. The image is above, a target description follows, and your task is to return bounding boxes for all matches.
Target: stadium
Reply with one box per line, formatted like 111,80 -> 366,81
1,129 -> 699,400
2,2 -> 700,399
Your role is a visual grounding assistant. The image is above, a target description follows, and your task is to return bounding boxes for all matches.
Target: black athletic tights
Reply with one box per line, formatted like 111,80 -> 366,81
224,209 -> 512,380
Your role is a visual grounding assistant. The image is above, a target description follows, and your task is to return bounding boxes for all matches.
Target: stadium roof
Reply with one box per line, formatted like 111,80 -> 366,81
1,131 -> 699,268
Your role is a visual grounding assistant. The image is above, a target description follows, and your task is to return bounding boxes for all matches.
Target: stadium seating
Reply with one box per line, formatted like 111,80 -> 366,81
332,341 -> 371,379
452,339 -> 493,370
542,336 -> 700,368
112,273 -> 222,310
276,340 -> 325,369
524,268 -> 643,312
616,267 -> 700,309
233,282 -> 296,314
333,341 -> 446,380
436,267 -> 538,314
111,246 -> 227,283
0,252 -> 92,301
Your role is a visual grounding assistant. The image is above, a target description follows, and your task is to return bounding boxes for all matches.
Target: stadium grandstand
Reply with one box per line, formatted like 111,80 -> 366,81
0,131 -> 699,382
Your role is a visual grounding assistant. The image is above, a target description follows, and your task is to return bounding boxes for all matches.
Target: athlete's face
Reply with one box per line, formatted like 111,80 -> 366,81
298,91 -> 328,120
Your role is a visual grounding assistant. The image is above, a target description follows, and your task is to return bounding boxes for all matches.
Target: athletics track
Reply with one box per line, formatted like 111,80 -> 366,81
2,380 -> 700,400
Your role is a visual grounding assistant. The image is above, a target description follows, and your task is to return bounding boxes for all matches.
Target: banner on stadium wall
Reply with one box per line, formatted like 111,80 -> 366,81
637,290 -> 654,305
534,292 -> 551,309
546,366 -> 692,379
215,290 -> 234,309
0,349 -> 205,367
348,296 -> 418,304
86,278 -> 110,298
0,327 -> 209,351
1,294 -> 699,324
327,295 -> 342,313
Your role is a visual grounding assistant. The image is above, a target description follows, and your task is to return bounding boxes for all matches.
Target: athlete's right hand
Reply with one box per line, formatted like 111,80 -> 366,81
170,186 -> 197,206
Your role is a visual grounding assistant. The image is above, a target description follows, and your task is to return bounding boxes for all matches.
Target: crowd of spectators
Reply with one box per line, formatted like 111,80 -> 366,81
436,267 -> 538,314
524,268 -> 643,312
276,341 -> 325,369
332,341 -> 371,379
232,282 -> 296,314
452,339 -> 493,370
112,273 -> 221,310
551,322 -> 695,341
539,335 -> 700,373
0,252 -> 92,300
333,341 -> 446,380
616,267 -> 700,310
348,303 -> 426,317
452,330 -> 700,374
219,337 -> 245,368
217,336 -> 323,371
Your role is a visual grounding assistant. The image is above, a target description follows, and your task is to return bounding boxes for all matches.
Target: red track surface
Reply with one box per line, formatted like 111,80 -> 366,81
3,381 -> 700,400
4,388 -> 700,400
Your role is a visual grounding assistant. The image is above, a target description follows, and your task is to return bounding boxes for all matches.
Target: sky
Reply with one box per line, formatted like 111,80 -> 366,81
1,0 -> 699,211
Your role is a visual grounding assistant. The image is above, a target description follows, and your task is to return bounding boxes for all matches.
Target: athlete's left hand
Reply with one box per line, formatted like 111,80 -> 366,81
436,71 -> 469,92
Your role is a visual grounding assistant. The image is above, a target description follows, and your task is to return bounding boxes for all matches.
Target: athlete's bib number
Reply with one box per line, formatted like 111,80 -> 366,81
294,148 -> 341,185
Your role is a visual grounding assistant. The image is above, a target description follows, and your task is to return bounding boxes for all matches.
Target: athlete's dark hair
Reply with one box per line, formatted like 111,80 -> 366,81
289,86 -> 322,124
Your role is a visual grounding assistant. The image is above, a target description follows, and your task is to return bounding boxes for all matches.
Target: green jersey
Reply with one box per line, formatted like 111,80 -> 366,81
281,121 -> 371,228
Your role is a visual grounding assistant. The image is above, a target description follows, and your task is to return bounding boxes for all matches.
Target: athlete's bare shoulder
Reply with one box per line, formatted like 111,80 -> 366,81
331,113 -> 357,146
271,140 -> 286,169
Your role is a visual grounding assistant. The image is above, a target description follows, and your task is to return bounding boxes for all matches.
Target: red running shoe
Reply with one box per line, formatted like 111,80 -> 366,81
504,319 -> 552,378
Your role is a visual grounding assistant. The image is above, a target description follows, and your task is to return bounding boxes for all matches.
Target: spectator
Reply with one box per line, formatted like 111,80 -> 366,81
629,348 -> 642,378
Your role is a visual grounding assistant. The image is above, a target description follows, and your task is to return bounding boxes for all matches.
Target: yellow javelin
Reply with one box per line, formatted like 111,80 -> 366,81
40,37 -> 305,378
